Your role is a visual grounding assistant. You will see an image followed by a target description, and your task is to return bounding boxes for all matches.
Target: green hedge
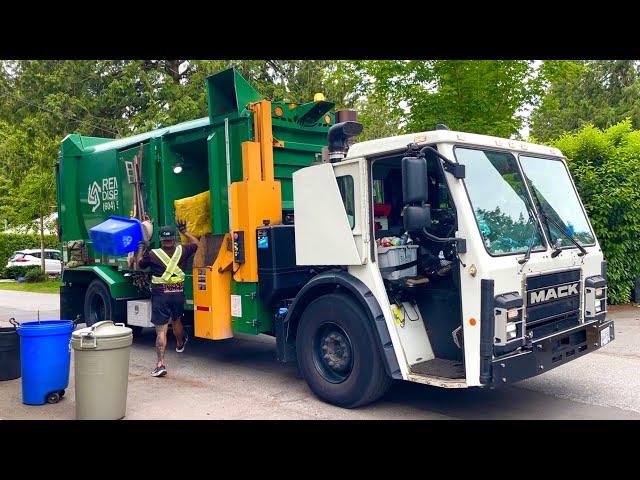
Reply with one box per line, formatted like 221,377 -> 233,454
5,265 -> 40,280
554,120 -> 640,304
25,267 -> 48,283
0,233 -> 59,278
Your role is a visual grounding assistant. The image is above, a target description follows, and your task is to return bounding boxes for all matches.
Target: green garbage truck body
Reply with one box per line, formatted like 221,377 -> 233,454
57,68 -> 334,333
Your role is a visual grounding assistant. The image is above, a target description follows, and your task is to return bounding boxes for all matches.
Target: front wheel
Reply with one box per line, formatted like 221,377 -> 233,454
296,292 -> 392,408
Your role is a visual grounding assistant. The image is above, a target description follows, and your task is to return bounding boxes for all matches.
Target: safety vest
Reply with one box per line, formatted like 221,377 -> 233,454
150,245 -> 185,284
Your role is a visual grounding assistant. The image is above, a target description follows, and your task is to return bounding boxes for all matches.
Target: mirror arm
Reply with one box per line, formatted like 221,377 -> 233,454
419,146 -> 465,179
421,228 -> 467,254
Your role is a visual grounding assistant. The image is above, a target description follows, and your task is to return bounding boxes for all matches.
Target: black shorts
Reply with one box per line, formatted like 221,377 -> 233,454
151,293 -> 185,326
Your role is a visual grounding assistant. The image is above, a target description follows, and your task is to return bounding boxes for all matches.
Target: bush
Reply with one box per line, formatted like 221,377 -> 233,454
25,267 -> 48,283
0,233 -> 58,278
5,265 -> 41,280
553,120 -> 640,304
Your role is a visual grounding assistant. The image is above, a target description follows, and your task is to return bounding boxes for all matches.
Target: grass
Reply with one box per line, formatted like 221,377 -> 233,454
0,279 -> 61,294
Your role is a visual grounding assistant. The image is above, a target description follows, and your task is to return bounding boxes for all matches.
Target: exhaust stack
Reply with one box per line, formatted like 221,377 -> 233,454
327,110 -> 363,163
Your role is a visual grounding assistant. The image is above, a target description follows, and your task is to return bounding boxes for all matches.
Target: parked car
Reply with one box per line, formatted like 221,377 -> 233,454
6,249 -> 62,276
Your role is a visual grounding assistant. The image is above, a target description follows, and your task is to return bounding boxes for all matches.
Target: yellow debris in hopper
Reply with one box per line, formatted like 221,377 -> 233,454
174,190 -> 211,243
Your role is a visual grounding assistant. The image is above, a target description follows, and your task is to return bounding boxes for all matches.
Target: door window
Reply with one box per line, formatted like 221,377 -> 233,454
336,175 -> 356,229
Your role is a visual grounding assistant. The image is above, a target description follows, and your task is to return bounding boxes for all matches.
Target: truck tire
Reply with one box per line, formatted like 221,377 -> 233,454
83,280 -> 125,327
296,292 -> 392,408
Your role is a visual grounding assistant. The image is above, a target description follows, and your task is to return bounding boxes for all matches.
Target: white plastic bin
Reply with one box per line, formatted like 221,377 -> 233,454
377,245 -> 419,280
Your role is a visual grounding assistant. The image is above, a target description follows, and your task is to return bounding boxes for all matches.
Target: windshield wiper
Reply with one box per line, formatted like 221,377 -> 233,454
538,210 -> 587,257
518,216 -> 538,265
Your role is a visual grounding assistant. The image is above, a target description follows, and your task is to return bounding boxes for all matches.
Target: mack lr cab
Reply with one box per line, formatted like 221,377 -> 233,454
57,68 -> 614,408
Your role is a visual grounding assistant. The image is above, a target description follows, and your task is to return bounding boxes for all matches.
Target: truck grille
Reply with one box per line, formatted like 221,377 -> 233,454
524,269 -> 582,339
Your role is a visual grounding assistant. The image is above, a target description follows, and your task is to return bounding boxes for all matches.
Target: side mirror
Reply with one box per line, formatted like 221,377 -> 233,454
402,156 -> 428,204
403,205 -> 431,232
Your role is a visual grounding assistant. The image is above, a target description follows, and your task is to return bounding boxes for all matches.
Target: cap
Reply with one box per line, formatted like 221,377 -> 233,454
159,225 -> 177,240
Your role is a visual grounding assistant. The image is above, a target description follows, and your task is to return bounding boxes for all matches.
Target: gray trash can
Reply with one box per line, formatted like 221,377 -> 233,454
72,320 -> 133,420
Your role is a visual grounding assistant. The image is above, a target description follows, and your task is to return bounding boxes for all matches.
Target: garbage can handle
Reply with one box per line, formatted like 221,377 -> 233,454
79,331 -> 98,349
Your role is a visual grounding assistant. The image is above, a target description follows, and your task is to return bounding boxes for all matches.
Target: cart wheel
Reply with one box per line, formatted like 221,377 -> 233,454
46,392 -> 60,404
59,389 -> 65,399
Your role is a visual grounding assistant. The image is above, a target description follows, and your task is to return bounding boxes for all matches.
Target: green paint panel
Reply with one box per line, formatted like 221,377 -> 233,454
207,69 -> 261,120
231,281 -> 273,335
63,265 -> 142,299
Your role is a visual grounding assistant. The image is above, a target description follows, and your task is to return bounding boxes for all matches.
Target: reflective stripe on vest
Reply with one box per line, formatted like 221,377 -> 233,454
150,245 -> 185,284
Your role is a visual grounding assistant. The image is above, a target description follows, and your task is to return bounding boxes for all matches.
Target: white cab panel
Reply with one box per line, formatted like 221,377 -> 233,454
293,163 -> 362,265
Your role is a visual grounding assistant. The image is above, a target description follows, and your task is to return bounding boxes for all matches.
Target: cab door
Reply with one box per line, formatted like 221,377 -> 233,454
333,158 -> 371,264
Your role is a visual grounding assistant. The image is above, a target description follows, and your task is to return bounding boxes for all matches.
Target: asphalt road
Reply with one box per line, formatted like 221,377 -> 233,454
1,290 -> 639,420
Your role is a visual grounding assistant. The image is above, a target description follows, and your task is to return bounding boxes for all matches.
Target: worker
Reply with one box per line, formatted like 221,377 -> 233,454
137,220 -> 200,377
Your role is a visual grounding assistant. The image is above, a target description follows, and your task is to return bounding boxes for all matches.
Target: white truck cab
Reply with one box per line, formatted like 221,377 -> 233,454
287,126 -> 612,406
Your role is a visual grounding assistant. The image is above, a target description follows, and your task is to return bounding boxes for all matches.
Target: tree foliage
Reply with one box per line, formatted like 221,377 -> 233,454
531,60 -> 640,141
553,120 -> 640,303
351,60 -> 542,138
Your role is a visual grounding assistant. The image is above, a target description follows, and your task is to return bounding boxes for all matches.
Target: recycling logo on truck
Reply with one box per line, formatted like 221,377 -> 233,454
87,177 -> 119,213
87,181 -> 101,212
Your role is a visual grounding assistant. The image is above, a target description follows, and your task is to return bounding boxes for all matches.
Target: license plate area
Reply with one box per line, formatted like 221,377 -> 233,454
600,325 -> 612,346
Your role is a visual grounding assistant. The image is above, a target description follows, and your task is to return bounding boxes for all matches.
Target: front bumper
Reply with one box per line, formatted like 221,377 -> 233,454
491,319 -> 614,386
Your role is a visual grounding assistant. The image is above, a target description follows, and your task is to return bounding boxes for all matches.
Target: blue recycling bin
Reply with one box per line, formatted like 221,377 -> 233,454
89,216 -> 143,255
16,320 -> 74,405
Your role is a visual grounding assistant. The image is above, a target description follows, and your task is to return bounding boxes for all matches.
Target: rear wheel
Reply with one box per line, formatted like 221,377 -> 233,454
83,280 -> 125,326
296,292 -> 392,408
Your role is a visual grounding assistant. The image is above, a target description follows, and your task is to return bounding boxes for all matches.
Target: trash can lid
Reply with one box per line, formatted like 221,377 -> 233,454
72,321 -> 132,350
17,320 -> 75,336
72,320 -> 131,339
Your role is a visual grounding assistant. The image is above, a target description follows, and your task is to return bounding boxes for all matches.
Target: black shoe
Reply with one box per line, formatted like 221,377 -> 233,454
176,332 -> 189,353
151,365 -> 167,377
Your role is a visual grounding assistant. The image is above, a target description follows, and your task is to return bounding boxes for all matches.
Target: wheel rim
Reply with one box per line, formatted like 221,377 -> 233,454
312,322 -> 354,384
90,294 -> 107,325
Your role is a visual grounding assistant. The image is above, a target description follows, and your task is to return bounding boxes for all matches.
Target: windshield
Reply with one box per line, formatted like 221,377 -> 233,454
519,155 -> 595,247
455,148 -> 545,255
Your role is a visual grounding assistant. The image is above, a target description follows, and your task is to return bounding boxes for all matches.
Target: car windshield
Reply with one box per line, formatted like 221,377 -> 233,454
519,155 -> 595,247
455,147 -> 545,255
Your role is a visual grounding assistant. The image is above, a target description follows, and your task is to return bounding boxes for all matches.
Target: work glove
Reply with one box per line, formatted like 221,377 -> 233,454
176,219 -> 187,234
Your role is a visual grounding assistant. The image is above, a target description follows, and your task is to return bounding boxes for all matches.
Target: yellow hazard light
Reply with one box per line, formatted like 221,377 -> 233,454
324,114 -> 331,124
288,103 -> 297,109
274,106 -> 284,117
314,92 -> 326,102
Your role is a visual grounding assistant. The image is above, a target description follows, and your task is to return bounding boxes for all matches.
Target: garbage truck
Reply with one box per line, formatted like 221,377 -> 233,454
57,68 -> 613,407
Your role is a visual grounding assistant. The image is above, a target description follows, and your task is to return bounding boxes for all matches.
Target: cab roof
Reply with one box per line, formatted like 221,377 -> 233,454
346,130 -> 563,159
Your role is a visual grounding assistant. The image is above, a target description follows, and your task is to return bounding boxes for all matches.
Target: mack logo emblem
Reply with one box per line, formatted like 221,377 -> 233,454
529,283 -> 579,305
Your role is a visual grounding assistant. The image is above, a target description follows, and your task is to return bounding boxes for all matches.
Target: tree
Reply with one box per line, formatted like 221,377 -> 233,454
350,60 -> 542,139
13,167 -> 56,272
530,60 -> 640,142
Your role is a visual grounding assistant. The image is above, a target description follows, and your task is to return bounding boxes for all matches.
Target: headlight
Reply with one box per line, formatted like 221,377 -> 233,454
506,322 -> 517,340
494,292 -> 524,347
585,275 -> 607,321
